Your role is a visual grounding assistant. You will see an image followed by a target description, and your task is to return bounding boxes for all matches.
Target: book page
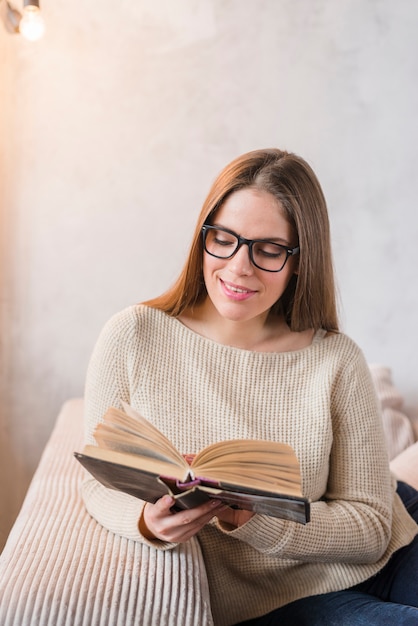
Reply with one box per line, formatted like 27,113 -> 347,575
92,405 -> 304,499
191,439 -> 302,497
81,445 -> 190,482
96,404 -> 187,468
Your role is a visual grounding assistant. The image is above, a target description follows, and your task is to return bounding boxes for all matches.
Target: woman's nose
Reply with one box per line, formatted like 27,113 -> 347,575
227,243 -> 254,275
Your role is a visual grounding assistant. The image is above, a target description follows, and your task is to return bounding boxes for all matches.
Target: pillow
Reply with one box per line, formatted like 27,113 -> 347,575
368,364 -> 415,460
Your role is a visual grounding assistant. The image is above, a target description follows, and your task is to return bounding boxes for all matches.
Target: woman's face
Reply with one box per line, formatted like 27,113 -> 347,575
202,187 -> 298,326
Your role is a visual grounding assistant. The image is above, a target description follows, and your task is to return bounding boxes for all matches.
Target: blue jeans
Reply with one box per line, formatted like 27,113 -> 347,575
238,482 -> 418,625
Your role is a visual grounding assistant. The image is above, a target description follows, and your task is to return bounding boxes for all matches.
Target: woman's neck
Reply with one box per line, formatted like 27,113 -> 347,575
178,299 -> 314,353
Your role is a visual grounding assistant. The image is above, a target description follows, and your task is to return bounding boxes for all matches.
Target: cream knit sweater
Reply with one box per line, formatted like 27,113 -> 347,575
82,305 -> 418,625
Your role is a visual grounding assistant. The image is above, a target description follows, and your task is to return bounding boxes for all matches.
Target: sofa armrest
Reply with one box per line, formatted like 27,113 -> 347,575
0,399 -> 213,626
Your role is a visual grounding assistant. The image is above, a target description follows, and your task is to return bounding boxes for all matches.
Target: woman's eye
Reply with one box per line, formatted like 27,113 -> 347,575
257,244 -> 284,258
213,234 -> 235,246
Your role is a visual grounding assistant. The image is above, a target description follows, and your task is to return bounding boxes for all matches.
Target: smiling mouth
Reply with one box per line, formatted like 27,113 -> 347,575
221,279 -> 256,295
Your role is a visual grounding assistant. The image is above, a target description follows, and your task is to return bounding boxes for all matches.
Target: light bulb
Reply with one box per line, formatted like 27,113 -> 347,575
19,5 -> 45,41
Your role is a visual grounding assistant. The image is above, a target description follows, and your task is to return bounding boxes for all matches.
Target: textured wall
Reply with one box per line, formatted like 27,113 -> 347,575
1,0 -> 418,549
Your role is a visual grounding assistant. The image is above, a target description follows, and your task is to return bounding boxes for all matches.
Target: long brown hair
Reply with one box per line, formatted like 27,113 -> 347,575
144,148 -> 339,332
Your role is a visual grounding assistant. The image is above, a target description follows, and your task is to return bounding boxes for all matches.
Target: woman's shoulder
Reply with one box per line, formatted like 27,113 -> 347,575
320,329 -> 360,348
319,330 -> 370,372
99,304 -> 140,337
98,303 -> 174,344
89,305 -> 170,367
100,303 -> 161,334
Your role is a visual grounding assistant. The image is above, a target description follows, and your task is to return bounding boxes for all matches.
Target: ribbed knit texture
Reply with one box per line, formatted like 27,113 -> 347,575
81,305 -> 418,626
0,399 -> 213,626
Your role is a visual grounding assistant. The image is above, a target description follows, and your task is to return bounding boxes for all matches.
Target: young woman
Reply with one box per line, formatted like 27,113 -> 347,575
82,149 -> 418,625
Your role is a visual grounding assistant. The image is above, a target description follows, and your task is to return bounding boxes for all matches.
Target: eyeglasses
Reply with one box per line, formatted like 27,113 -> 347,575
202,224 -> 299,273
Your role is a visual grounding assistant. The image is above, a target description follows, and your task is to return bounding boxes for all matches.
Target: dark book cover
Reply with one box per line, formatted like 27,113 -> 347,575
75,452 -> 310,524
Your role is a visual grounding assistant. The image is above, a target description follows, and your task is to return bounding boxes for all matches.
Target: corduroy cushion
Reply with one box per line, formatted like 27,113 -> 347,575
0,399 -> 214,626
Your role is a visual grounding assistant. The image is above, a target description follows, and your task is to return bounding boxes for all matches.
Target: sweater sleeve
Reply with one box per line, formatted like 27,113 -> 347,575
216,346 -> 395,564
81,306 -> 176,549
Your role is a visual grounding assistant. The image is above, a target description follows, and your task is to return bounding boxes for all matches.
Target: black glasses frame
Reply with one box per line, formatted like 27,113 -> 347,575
201,224 -> 300,273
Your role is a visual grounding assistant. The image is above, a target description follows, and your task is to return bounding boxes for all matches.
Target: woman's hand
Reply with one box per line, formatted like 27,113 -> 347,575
142,495 -> 226,543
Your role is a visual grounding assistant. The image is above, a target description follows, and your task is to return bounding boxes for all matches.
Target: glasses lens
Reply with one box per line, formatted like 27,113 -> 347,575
203,226 -> 292,272
204,228 -> 239,259
252,241 -> 288,271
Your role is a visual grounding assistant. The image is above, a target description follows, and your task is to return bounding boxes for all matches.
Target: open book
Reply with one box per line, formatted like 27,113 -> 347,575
75,403 -> 310,524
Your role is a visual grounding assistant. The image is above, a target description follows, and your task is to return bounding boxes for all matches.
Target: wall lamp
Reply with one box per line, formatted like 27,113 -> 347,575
4,0 -> 46,41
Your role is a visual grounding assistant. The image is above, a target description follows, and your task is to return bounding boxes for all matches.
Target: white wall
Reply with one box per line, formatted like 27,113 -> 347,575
1,0 -> 418,549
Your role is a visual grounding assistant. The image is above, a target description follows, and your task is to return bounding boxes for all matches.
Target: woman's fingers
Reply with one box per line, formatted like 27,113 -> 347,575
143,496 -> 226,543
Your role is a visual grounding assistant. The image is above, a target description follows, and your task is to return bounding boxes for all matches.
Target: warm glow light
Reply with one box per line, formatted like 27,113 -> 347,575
19,5 -> 45,41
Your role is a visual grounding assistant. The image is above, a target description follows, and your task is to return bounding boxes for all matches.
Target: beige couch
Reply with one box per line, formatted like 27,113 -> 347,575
0,399 -> 213,626
0,366 -> 417,626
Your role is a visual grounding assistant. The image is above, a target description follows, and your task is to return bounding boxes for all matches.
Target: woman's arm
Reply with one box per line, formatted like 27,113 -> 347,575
215,350 -> 394,564
82,306 -> 225,546
81,307 -> 171,544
